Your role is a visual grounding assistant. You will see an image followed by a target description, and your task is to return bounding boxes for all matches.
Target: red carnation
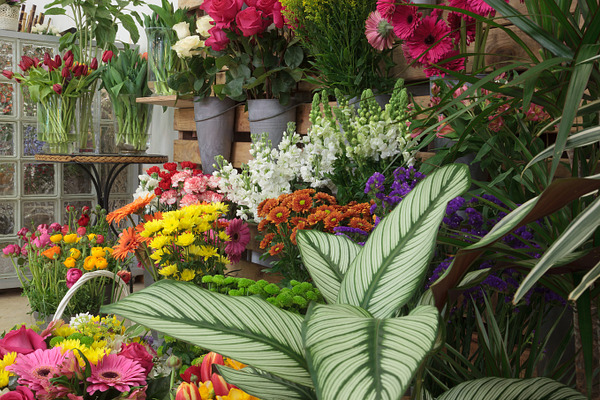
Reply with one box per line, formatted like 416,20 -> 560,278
163,162 -> 178,171
146,166 -> 161,175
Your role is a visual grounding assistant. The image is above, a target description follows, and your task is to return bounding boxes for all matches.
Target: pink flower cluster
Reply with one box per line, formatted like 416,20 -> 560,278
366,0 -> 506,77
201,0 -> 285,51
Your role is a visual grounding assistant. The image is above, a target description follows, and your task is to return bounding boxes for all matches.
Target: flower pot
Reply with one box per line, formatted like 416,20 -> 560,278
146,27 -> 177,96
193,96 -> 237,174
37,95 -> 77,154
113,94 -> 153,154
75,89 -> 98,153
247,99 -> 296,149
0,4 -> 19,31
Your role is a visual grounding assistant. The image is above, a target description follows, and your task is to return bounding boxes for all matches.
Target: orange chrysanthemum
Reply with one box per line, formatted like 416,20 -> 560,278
267,206 -> 290,224
257,218 -> 269,231
307,210 -> 330,225
323,211 -> 344,230
269,242 -> 284,256
349,217 -> 373,232
313,192 -> 337,205
290,216 -> 308,227
42,246 -> 61,259
107,194 -> 156,226
259,233 -> 276,249
314,204 -> 336,215
291,193 -> 313,213
112,227 -> 144,260
257,198 -> 279,218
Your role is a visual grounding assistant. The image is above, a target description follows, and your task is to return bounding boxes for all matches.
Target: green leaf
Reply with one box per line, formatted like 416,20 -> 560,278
297,231 -> 362,304
569,259 -> 600,301
513,195 -> 600,303
217,366 -> 316,400
437,377 -> 586,399
284,46 -> 304,69
44,7 -> 66,15
338,164 -> 470,318
102,280 -> 312,386
303,304 -> 439,400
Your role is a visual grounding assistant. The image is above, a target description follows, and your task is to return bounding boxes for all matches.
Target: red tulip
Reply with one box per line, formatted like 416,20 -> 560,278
102,50 -> 114,63
43,52 -> 52,66
200,352 -> 224,383
175,382 -> 202,400
52,84 -> 62,94
54,55 -> 61,67
63,51 -> 74,68
90,58 -> 98,70
18,56 -> 34,72
1,70 -> 13,79
32,57 -> 40,68
61,67 -> 70,78
72,64 -> 83,77
81,65 -> 88,76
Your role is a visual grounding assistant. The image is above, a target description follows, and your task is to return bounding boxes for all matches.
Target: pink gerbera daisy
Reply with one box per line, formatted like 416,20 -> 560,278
86,353 -> 147,395
447,0 -> 498,17
7,348 -> 71,399
225,218 -> 251,263
403,14 -> 453,65
365,10 -> 397,51
391,2 -> 421,40
376,0 -> 396,19
423,50 -> 466,77
447,12 -> 476,44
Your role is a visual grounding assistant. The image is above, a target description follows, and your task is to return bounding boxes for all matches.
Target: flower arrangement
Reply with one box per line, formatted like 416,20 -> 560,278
2,51 -> 103,152
100,46 -> 153,153
281,0 -> 395,97
199,0 -> 306,104
0,0 -> 25,7
255,188 -> 374,281
0,314 -> 168,399
2,206 -> 126,319
135,161 -> 224,212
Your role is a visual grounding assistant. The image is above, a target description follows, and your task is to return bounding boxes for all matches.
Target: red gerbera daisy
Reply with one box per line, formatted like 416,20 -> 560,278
391,2 -> 421,40
423,50 -> 466,77
403,14 -> 453,65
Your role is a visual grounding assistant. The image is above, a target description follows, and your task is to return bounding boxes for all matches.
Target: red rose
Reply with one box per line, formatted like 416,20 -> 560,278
77,213 -> 90,227
272,1 -> 284,29
236,7 -> 266,36
0,326 -> 47,357
0,386 -> 35,400
119,342 -> 155,375
206,0 -> 243,23
206,26 -> 230,51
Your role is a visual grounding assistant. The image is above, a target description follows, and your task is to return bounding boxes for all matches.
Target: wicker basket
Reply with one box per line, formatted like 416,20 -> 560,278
0,4 -> 19,31
52,270 -> 130,322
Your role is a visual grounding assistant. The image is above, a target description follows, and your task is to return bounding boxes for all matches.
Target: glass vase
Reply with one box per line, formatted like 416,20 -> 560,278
146,27 -> 177,96
37,94 -> 77,154
113,94 -> 153,154
75,88 -> 97,153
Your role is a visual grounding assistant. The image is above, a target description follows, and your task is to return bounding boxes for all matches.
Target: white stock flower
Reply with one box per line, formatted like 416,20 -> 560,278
172,35 -> 204,58
173,21 -> 191,40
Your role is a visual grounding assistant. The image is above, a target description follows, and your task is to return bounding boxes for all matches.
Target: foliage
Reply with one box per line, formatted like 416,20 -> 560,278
0,0 -> 25,6
3,205 -> 126,318
281,0 -> 394,97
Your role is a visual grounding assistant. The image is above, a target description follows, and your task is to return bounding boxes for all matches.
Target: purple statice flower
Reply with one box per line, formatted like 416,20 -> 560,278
365,172 -> 385,194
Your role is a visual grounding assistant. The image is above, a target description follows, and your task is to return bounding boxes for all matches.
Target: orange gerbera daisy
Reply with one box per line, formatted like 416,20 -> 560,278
42,246 -> 61,260
259,233 -> 276,249
257,198 -> 279,218
107,194 -> 156,226
112,227 -> 144,261
313,192 -> 337,205
323,211 -> 344,230
291,193 -> 313,213
269,242 -> 284,256
267,206 -> 290,224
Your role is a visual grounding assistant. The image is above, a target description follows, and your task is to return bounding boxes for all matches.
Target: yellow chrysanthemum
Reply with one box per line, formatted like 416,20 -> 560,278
179,269 -> 196,282
175,232 -> 195,247
161,217 -> 180,235
178,215 -> 195,231
150,235 -> 172,250
0,369 -> 9,388
158,264 -> 178,277
50,234 -> 63,243
91,247 -> 105,257
63,256 -> 76,268
55,325 -> 76,338
69,248 -> 81,259
196,245 -> 218,260
217,255 -> 230,265
142,220 -> 163,236
95,257 -> 108,270
218,231 -> 230,242
194,220 -> 211,233
63,233 -> 78,244
149,248 -> 165,262
82,346 -> 109,365
91,340 -> 108,349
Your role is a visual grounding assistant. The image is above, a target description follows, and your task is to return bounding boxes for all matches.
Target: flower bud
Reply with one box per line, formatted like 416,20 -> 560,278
175,382 -> 202,400
61,67 -> 70,78
52,83 -> 63,94
166,355 -> 182,369
90,58 -> 98,70
102,50 -> 114,63
1,70 -> 14,79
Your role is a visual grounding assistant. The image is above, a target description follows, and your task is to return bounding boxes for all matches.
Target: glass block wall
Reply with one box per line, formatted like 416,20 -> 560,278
0,31 -> 136,288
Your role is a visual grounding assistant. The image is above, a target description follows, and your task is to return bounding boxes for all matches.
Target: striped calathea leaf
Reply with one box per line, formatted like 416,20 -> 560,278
104,164 -> 471,399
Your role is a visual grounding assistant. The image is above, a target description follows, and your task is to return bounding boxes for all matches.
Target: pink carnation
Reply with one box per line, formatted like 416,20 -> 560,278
180,194 -> 200,207
171,170 -> 192,187
183,176 -> 208,194
160,189 -> 178,205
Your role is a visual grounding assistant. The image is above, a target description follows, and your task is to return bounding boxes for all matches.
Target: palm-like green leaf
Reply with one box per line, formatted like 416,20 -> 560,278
297,231 -> 362,303
303,304 -> 439,400
436,377 -> 586,400
569,259 -> 600,301
514,195 -> 600,303
102,280 -> 312,386
217,366 -> 316,400
338,164 -> 470,318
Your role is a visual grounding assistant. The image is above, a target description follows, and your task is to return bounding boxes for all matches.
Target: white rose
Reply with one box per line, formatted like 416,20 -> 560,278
172,21 -> 191,40
196,15 -> 214,37
172,35 -> 203,58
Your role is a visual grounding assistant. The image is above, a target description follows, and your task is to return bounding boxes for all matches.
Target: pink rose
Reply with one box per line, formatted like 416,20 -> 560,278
236,7 -> 266,36
206,0 -> 243,23
205,26 -> 230,52
256,0 -> 278,14
0,386 -> 35,400
119,343 -> 155,376
0,326 -> 47,357
272,1 -> 284,28
66,268 -> 83,289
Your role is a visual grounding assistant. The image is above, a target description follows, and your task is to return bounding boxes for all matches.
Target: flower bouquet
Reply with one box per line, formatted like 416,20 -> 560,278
100,47 -> 153,154
0,314 -> 169,399
2,206 -> 127,319
2,51 -> 102,153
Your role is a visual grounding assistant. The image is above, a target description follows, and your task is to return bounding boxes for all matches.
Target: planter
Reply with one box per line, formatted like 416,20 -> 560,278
193,96 -> 237,174
146,27 -> 177,96
37,94 -> 77,154
247,99 -> 296,149
113,94 -> 153,154
0,4 -> 19,31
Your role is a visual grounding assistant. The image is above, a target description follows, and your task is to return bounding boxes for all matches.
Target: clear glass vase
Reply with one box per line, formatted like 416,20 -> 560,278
37,94 -> 77,154
146,27 -> 177,96
75,88 -> 97,153
113,94 -> 153,154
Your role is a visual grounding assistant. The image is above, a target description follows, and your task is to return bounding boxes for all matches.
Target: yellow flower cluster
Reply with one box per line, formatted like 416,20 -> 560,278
63,246 -> 113,271
0,352 -> 17,388
56,337 -> 111,366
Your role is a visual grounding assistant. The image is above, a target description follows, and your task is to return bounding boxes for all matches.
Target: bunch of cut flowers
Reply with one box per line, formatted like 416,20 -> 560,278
135,161 -> 224,212
255,188 -> 374,282
2,205 -> 128,319
0,314 -> 169,399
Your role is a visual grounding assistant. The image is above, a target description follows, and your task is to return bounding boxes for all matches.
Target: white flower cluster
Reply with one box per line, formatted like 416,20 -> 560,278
134,171 -> 159,211
171,16 -> 212,58
31,22 -> 60,36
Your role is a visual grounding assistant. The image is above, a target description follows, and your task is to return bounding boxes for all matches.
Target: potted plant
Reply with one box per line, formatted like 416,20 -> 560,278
0,0 -> 25,31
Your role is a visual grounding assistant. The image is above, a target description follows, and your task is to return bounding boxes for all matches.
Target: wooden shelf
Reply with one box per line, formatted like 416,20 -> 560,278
136,95 -> 194,108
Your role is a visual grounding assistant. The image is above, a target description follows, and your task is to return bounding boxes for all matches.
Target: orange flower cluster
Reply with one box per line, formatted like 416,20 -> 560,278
256,189 -> 373,258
